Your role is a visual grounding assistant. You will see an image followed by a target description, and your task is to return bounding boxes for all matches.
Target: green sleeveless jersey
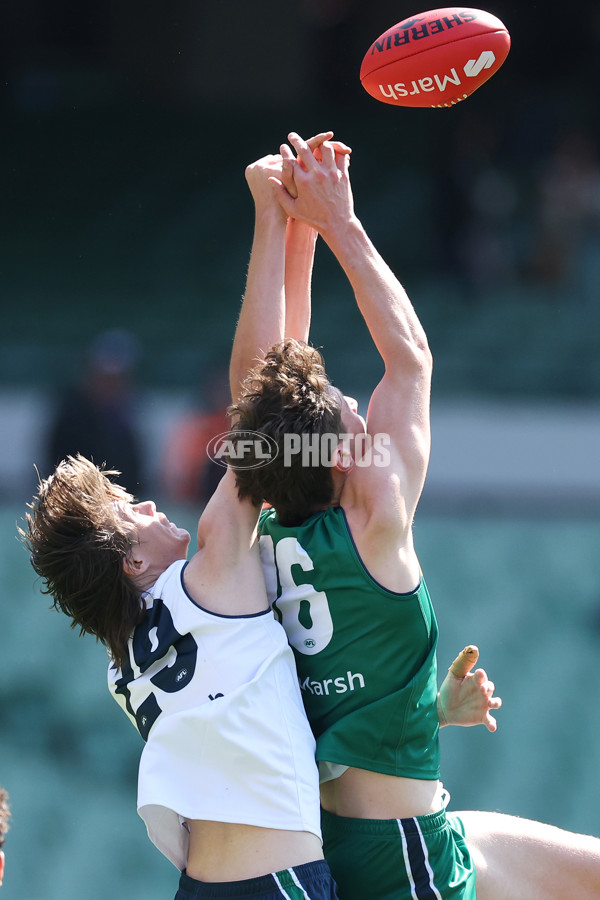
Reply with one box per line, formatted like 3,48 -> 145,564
259,506 -> 440,779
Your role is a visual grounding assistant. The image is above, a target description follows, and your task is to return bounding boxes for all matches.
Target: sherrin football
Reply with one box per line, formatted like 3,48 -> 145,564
360,7 -> 510,108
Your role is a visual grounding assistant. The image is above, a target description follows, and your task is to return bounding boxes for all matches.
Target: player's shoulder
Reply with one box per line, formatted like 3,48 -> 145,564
342,493 -> 421,592
342,441 -> 412,517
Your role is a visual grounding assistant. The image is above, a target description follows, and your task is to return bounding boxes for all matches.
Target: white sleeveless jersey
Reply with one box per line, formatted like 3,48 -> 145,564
107,559 -> 321,871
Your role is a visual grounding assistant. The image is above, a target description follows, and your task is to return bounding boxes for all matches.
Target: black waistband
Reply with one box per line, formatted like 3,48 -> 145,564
178,859 -> 331,898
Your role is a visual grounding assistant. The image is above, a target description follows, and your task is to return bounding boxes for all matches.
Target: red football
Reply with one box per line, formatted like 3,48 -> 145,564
360,7 -> 510,108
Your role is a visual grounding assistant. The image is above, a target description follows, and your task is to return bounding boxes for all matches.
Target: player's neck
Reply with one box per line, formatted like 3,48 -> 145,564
329,468 -> 347,507
307,473 -> 344,515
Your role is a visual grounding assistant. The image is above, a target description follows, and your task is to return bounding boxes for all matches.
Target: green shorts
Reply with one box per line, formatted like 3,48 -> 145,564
321,807 -> 476,900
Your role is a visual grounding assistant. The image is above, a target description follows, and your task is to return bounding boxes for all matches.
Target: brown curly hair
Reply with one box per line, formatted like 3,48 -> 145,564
229,340 -> 342,525
20,454 -> 145,668
0,787 -> 10,849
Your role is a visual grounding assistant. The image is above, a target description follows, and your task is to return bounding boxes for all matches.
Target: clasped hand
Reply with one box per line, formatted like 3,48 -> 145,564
245,131 -> 353,234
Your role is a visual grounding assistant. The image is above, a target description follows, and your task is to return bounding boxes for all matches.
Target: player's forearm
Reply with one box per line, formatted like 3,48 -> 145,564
324,217 -> 431,373
230,210 -> 286,403
284,219 -> 317,343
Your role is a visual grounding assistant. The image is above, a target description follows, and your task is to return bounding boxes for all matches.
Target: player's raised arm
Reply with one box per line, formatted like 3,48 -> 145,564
283,213 -> 317,344
229,155 -> 288,405
280,134 -> 352,343
230,134 -> 348,401
273,132 -> 433,526
190,466 -> 263,590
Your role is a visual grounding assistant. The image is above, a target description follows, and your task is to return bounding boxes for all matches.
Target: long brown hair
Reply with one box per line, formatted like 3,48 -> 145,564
20,455 -> 145,668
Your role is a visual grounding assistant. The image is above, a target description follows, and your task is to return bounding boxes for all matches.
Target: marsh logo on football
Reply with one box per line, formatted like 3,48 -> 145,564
463,50 -> 496,78
207,430 -> 279,470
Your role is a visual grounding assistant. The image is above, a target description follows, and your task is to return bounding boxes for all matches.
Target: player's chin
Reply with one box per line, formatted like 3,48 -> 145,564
169,520 -> 189,537
172,526 -> 191,547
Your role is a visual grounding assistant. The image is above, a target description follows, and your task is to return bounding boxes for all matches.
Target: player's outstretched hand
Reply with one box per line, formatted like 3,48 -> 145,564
437,645 -> 502,732
269,131 -> 355,236
245,154 -> 289,223
306,132 -> 352,163
245,133 -> 350,210
281,132 -> 351,206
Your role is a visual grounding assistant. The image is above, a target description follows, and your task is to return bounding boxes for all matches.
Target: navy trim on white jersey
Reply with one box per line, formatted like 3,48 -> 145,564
179,561 -> 273,619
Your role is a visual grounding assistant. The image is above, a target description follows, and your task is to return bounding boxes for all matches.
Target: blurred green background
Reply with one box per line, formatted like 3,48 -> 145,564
2,1 -> 600,897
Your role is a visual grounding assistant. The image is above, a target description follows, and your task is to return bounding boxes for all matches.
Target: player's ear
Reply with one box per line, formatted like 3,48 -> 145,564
122,553 -> 149,578
332,441 -> 354,474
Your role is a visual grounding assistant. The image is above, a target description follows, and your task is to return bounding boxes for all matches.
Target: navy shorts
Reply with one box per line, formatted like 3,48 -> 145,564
174,859 -> 339,900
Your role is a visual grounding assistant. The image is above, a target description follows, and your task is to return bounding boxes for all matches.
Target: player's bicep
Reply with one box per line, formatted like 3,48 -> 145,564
346,370 -> 431,535
366,369 -> 431,484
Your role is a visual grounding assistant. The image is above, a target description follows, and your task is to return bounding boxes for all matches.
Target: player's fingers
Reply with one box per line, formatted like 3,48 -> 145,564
489,696 -> 502,709
337,149 -> 351,176
268,176 -> 295,214
287,135 -> 309,171
316,140 -> 352,164
280,151 -> 298,199
306,131 -> 334,150
282,169 -> 298,199
485,713 -> 498,733
449,645 -> 479,678
330,140 -> 353,155
288,132 -> 319,172
320,141 -> 336,168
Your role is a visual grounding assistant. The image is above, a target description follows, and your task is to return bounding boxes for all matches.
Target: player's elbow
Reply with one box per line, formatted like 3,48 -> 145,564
399,335 -> 433,379
417,338 -> 433,374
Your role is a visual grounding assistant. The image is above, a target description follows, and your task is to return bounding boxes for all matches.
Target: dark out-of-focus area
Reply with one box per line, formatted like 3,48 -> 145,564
1,2 -> 600,898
